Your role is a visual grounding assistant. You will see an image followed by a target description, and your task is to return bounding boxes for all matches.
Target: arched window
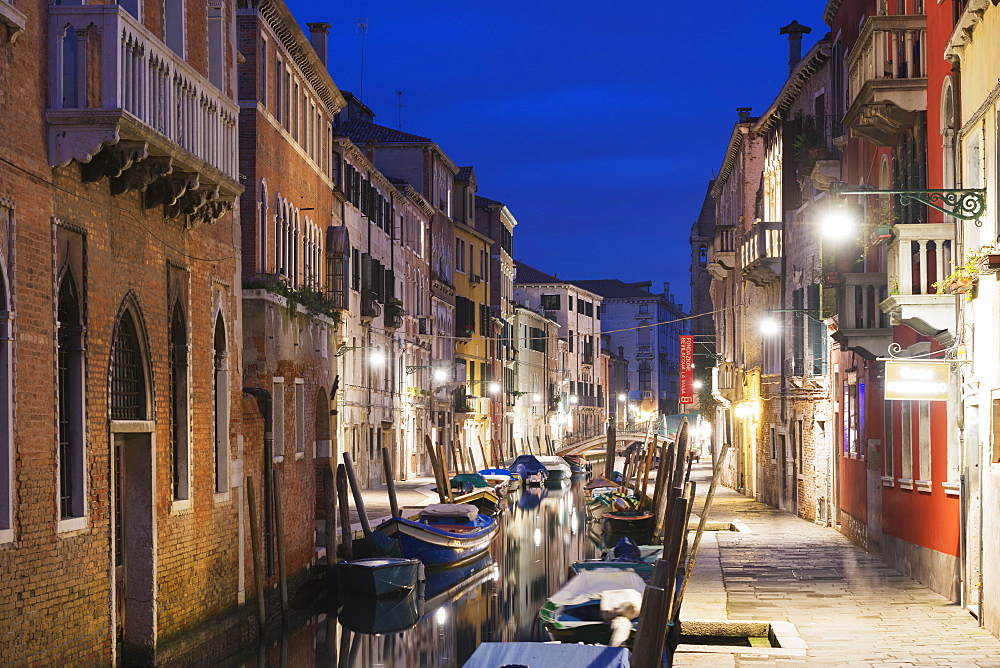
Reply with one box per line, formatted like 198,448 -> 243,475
258,180 -> 268,274
170,303 -> 190,500
58,272 -> 85,520
111,310 -> 147,421
213,313 -> 230,494
698,246 -> 708,265
638,320 -> 651,345
941,77 -> 957,190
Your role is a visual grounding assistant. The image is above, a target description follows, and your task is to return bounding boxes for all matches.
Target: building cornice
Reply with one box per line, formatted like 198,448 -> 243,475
753,40 -> 833,135
710,124 -> 752,199
241,0 -> 346,115
823,0 -> 843,26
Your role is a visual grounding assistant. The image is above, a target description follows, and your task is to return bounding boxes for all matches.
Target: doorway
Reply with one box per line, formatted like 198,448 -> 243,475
114,431 -> 155,655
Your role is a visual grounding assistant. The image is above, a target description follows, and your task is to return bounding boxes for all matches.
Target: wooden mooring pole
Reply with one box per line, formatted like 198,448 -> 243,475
336,463 -> 353,561
245,476 -> 266,637
382,446 -> 400,519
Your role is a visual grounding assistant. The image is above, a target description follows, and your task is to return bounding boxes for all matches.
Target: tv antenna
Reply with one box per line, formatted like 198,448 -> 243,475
397,90 -> 404,130
356,17 -> 368,101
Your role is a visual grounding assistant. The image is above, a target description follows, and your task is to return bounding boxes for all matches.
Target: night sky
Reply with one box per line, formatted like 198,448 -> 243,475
283,0 -> 827,314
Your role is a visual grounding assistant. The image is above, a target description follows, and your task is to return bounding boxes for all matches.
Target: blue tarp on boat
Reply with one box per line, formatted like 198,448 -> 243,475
463,642 -> 631,668
507,454 -> 547,474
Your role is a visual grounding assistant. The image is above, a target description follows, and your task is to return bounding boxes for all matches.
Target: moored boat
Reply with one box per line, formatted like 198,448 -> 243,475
536,455 -> 573,480
336,557 -> 424,597
603,508 -> 655,541
572,537 -> 661,583
377,503 -> 497,567
453,486 -> 503,516
338,586 -> 422,635
507,454 -> 549,486
562,455 -> 592,475
539,568 -> 645,647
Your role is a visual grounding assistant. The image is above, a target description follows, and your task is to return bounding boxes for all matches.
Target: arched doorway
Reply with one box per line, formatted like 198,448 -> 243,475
110,299 -> 156,657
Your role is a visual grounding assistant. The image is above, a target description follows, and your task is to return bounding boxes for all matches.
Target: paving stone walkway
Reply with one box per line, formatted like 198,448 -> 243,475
676,462 -> 1000,667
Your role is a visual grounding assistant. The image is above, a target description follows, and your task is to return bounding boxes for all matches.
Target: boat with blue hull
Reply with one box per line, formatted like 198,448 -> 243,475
507,454 -> 549,486
376,503 -> 497,567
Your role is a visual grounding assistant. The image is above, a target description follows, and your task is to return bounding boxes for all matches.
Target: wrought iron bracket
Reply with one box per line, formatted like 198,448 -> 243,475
832,184 -> 987,224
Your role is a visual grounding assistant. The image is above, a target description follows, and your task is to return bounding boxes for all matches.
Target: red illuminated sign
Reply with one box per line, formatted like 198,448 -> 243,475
679,335 -> 694,404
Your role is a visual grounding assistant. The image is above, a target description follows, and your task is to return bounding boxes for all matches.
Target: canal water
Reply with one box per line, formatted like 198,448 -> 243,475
216,477 -> 600,667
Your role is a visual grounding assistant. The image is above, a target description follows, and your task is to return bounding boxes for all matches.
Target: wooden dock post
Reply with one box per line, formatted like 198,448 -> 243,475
272,470 -> 288,615
342,453 -> 373,543
382,447 -> 400,519
322,463 -> 337,582
437,443 -> 454,502
425,437 -> 447,503
245,476 -> 266,637
337,463 -> 353,560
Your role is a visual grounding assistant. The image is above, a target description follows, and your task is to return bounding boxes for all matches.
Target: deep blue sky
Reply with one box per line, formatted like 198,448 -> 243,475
284,0 -> 827,314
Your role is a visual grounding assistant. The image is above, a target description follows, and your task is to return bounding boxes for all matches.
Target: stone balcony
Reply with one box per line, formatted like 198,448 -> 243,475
48,5 -> 240,226
844,14 -> 927,146
740,222 -> 782,287
831,272 -> 891,359
879,222 -> 956,344
708,224 -> 736,279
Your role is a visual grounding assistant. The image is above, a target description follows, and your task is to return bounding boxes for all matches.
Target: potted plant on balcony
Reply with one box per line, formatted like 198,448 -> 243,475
933,263 -> 978,295
457,324 -> 475,338
975,243 -> 1000,275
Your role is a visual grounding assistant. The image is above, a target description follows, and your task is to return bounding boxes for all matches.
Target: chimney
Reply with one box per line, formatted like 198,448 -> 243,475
780,21 -> 811,75
307,23 -> 330,69
663,282 -> 669,295
736,107 -> 752,123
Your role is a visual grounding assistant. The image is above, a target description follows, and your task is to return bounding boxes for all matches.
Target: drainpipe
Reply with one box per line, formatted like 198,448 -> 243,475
244,387 -> 274,577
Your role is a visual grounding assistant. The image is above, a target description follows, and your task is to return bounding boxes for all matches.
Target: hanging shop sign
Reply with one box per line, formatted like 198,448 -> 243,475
884,360 -> 949,402
679,335 -> 694,404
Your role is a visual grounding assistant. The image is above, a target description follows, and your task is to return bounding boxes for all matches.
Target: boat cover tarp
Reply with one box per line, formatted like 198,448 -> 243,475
419,503 -> 478,521
463,642 -> 631,668
535,456 -> 572,473
549,569 -> 645,607
508,454 -> 547,474
451,473 -> 491,488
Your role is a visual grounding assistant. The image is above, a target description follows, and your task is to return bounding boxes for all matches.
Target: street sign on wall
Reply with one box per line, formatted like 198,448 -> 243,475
679,335 -> 694,404
884,360 -> 949,402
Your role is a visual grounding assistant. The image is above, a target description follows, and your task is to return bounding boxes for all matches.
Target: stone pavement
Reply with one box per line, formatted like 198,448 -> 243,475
347,475 -> 438,530
675,462 -> 1000,667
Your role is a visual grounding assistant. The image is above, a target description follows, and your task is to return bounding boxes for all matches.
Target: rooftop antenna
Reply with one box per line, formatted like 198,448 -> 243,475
356,17 -> 368,102
397,90 -> 404,130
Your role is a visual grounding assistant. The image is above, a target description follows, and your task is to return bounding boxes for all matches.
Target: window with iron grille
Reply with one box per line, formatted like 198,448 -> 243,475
111,312 -> 146,420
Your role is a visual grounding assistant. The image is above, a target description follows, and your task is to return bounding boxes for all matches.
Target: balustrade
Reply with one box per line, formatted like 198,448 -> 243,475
48,5 -> 238,185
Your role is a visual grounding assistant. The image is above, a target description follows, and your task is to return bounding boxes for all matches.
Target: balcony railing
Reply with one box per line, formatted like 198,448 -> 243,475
844,14 -> 927,145
740,222 -> 783,286
830,273 -> 891,358
879,223 -> 957,339
48,5 -> 240,220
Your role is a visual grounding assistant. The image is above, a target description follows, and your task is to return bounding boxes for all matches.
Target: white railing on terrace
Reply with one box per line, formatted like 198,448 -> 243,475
49,5 -> 238,180
886,223 -> 954,296
847,14 -> 927,109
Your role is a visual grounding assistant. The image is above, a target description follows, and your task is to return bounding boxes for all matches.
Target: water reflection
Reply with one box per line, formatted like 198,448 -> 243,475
217,477 -> 598,668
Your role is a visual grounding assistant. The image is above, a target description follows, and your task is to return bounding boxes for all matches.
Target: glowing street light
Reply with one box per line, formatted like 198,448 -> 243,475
760,318 -> 780,335
368,349 -> 385,366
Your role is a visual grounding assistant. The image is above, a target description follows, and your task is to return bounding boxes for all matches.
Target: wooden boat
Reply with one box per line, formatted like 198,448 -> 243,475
587,490 -> 640,520
562,455 -> 592,475
453,486 -> 503,516
603,508 -> 655,540
539,569 -> 645,647
376,503 -> 497,567
573,539 -> 662,583
336,557 -> 424,597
